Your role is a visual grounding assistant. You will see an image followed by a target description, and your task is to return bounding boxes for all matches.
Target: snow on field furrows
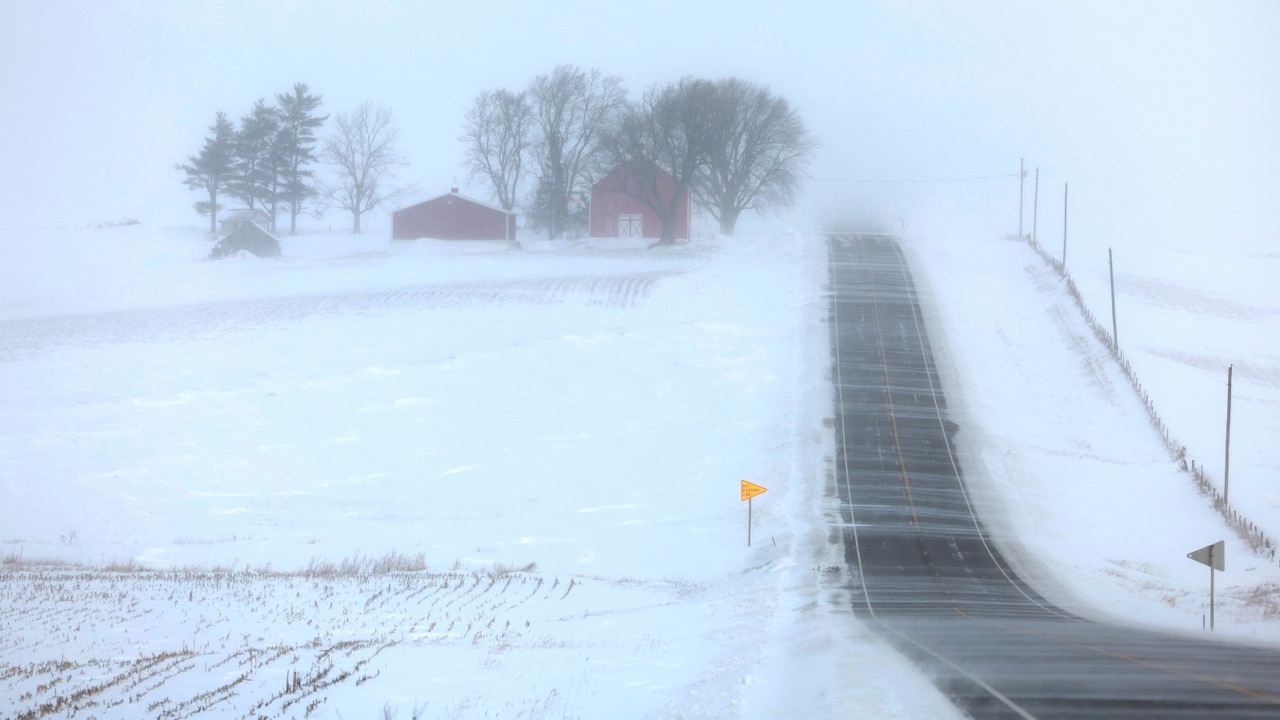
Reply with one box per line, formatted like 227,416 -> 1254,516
1,224 -> 1277,719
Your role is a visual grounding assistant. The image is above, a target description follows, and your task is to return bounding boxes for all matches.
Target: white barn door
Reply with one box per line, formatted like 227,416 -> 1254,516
618,214 -> 643,238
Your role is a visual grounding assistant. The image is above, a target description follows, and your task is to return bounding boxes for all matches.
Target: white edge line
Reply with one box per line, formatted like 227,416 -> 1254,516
894,240 -> 1070,621
829,234 -> 1041,720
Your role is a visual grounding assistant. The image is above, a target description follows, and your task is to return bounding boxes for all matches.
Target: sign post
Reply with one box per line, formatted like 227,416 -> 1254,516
1187,540 -> 1225,631
741,480 -> 767,546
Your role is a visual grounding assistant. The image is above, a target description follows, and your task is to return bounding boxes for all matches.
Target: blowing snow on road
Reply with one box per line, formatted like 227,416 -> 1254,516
2,222 -> 1278,718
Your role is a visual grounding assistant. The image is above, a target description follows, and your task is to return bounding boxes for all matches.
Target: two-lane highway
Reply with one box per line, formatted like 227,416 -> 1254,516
829,234 -> 1280,718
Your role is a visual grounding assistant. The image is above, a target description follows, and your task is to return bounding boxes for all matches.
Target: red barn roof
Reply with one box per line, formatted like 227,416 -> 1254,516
392,190 -> 516,241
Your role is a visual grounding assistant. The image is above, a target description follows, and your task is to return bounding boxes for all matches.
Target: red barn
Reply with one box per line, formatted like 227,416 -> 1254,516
589,162 -> 690,241
392,189 -> 517,241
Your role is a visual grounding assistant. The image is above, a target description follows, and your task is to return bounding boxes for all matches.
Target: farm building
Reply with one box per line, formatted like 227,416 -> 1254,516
209,222 -> 280,259
588,161 -> 690,242
392,189 -> 517,241
218,208 -> 271,235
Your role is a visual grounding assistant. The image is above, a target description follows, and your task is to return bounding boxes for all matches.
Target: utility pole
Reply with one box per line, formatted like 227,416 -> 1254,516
1061,182 -> 1069,268
1109,248 -> 1118,349
1225,365 -> 1233,505
1019,158 -> 1025,239
1032,168 -> 1039,244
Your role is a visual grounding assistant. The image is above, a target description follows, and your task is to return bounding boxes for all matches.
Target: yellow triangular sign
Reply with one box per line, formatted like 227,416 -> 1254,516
741,480 -> 767,501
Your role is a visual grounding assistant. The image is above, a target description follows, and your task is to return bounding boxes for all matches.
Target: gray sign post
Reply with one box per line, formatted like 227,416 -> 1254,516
1187,540 -> 1225,631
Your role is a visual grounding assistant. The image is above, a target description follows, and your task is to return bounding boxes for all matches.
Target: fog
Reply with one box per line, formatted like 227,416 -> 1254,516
2,4 -> 1279,714
1,1 -> 1277,250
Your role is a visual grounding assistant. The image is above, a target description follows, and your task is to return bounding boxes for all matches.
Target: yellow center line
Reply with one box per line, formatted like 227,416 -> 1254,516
848,235 -> 1280,709
955,607 -> 1280,705
858,237 -> 920,529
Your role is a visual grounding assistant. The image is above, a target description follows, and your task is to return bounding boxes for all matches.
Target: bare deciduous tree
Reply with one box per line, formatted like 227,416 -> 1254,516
528,65 -> 626,238
696,79 -> 815,235
602,78 -> 717,246
461,89 -> 531,212
320,102 -> 408,233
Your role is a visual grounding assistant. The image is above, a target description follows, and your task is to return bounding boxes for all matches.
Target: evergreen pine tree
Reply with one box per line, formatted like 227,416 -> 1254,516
275,83 -> 327,234
263,125 -> 289,233
177,112 -> 236,235
230,99 -> 281,219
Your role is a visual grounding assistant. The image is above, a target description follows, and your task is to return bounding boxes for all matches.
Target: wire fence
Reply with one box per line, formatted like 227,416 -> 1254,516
1019,232 -> 1277,565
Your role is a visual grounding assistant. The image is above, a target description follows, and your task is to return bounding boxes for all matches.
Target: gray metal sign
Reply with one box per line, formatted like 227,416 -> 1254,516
1187,540 -> 1225,631
1187,540 -> 1225,571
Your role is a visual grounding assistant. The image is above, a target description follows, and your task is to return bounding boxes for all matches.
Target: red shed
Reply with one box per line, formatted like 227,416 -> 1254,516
392,189 -> 517,241
589,162 -> 690,241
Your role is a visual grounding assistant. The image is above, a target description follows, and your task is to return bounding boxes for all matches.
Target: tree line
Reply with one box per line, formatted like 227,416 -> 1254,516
463,66 -> 815,243
178,83 -> 326,235
181,67 -> 814,241
179,84 -> 409,236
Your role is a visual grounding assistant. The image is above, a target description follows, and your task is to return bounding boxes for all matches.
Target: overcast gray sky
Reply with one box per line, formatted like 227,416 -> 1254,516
1,1 -> 1276,248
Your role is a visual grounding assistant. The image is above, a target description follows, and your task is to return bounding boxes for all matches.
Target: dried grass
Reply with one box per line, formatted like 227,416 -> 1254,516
302,551 -> 429,578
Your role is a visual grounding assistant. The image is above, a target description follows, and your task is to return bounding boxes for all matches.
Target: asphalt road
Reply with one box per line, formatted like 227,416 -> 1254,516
828,234 -> 1280,719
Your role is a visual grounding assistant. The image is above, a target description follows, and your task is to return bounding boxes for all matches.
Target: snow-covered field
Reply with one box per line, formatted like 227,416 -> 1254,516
1,220 -> 1276,718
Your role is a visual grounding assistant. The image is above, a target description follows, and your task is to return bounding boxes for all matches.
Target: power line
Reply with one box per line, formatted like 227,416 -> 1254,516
806,172 -> 1019,184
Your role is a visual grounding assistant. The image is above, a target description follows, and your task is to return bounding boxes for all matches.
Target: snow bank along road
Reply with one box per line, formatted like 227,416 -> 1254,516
828,234 -> 1280,718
